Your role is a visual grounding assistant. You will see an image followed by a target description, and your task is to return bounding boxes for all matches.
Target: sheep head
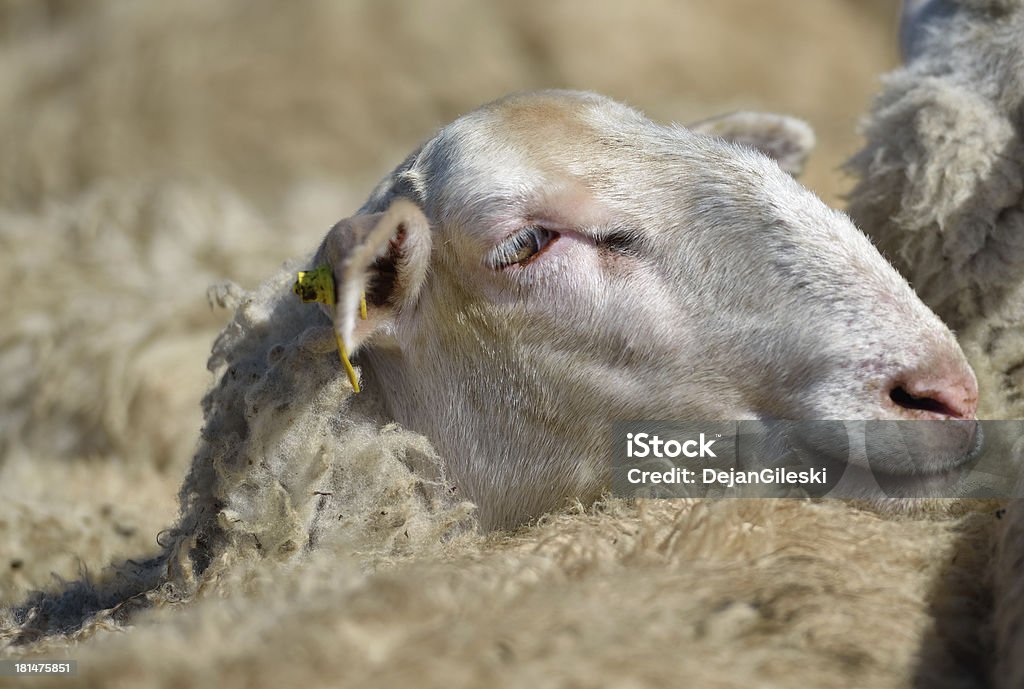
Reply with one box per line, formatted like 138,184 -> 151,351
304,90 -> 978,528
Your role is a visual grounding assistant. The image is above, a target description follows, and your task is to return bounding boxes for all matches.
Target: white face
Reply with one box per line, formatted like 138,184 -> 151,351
317,91 -> 979,529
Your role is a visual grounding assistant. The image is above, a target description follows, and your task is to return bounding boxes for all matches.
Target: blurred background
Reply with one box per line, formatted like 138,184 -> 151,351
0,0 -> 899,210
0,0 -> 900,603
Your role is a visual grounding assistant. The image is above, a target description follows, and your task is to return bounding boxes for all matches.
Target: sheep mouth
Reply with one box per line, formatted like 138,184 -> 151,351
839,420 -> 984,498
864,418 -> 981,473
772,419 -> 983,498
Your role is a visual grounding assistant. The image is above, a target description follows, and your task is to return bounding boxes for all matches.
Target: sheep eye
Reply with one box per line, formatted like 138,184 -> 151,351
487,226 -> 558,269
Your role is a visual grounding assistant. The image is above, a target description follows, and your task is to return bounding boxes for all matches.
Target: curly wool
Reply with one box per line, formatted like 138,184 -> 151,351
162,263 -> 476,597
0,181 -> 308,475
846,0 -> 1024,419
0,2 -> 1018,687
846,2 -> 1024,685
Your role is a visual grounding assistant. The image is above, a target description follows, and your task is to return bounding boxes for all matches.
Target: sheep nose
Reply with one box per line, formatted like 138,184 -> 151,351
886,363 -> 979,420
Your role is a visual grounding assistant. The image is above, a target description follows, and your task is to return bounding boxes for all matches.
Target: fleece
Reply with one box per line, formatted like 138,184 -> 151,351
4,2 -> 1017,688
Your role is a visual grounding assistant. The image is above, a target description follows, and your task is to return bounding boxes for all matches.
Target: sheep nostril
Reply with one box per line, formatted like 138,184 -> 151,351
889,385 -> 968,419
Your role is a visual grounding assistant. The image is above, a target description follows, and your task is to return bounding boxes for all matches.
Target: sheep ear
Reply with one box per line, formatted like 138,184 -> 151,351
689,112 -> 816,177
308,198 -> 431,356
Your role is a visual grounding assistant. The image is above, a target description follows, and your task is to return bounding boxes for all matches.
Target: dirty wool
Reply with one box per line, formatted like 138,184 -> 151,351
0,2 -> 1017,687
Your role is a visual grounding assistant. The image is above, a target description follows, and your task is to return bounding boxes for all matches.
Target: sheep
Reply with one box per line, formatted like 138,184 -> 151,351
1,5 -> 1010,685
846,0 -> 1024,419
845,3 -> 1024,686
156,89 -> 987,591
309,90 -> 987,528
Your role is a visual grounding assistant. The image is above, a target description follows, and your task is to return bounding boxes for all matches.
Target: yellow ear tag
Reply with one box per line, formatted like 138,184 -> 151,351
292,266 -> 367,393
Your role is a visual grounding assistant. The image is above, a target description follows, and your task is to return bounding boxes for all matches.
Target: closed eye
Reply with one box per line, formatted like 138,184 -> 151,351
486,226 -> 559,269
599,230 -> 640,256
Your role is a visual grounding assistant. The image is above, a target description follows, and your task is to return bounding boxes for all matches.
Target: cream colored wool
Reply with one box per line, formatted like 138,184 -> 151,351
4,2 -> 1019,688
0,181 -> 315,476
161,263 -> 476,599
2,499 -> 1003,689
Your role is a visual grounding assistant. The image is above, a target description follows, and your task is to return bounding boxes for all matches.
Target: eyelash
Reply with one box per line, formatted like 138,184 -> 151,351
487,226 -> 559,269
600,231 -> 639,256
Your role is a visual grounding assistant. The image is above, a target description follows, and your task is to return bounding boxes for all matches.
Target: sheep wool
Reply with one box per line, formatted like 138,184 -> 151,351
1,2 -> 1018,688
846,2 -> 1024,686
846,0 -> 1024,420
